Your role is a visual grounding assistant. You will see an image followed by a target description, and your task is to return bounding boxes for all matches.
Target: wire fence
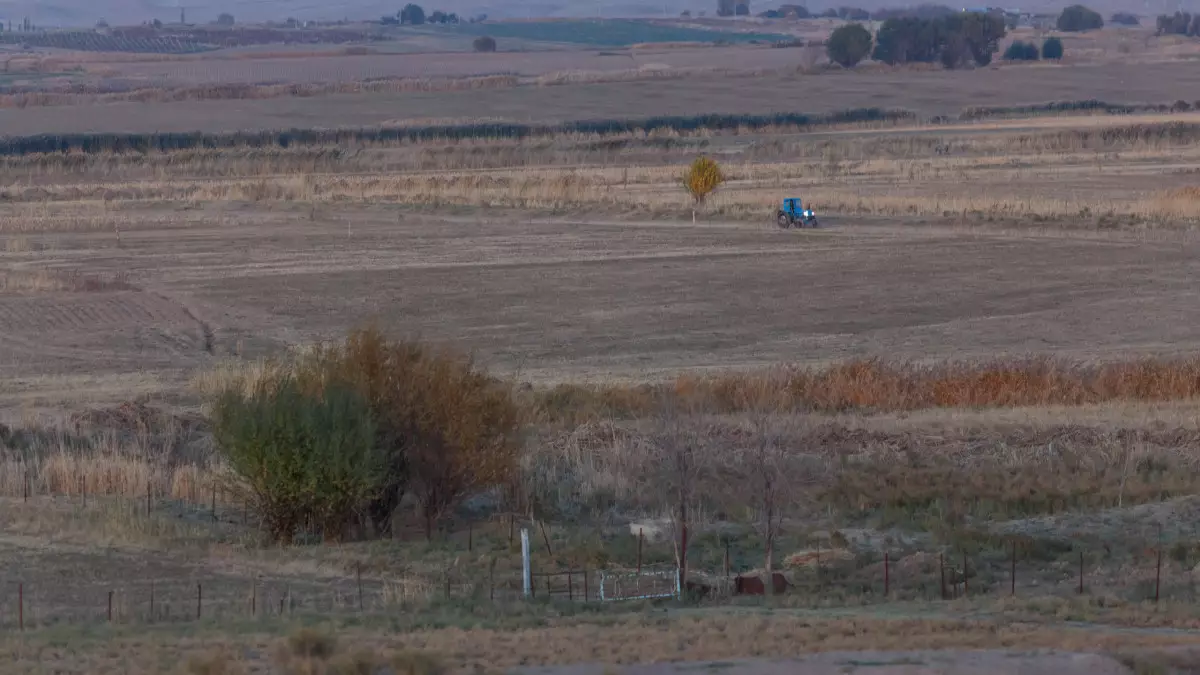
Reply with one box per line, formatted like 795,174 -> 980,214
3,536 -> 1193,631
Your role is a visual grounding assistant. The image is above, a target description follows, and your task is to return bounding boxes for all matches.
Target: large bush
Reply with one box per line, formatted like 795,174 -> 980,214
301,329 -> 521,538
1042,36 -> 1064,59
400,3 -> 426,24
827,23 -> 873,67
212,328 -> 522,543
1057,4 -> 1103,31
211,378 -> 381,543
473,35 -> 497,52
1110,11 -> 1139,26
1003,40 -> 1039,60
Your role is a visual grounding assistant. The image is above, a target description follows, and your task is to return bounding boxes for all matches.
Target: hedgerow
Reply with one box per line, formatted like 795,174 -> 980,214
0,108 -> 914,156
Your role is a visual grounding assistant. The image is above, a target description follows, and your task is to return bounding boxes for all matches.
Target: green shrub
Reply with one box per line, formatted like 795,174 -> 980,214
826,23 -> 873,67
293,327 -> 523,540
211,377 -> 381,543
1042,36 -> 1064,59
472,35 -> 496,52
1057,4 -> 1103,31
1003,40 -> 1039,60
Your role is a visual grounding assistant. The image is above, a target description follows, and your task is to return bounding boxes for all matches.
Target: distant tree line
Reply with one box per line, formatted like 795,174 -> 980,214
717,0 -> 752,17
379,4 -> 461,25
825,12 -> 1008,68
1156,11 -> 1200,35
824,7 -> 1080,68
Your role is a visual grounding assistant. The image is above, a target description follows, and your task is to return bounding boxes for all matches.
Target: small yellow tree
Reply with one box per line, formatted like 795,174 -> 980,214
683,156 -> 725,223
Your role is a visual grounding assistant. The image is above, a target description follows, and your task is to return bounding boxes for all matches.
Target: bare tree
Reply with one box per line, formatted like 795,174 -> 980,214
723,379 -> 812,596
645,396 -> 714,590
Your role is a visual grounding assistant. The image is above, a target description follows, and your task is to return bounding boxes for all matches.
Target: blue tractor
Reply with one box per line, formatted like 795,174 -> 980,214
776,198 -> 819,229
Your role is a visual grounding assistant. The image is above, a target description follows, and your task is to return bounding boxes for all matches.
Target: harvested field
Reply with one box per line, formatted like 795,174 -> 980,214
5,60 -> 1200,134
5,208 -> 1200,409
7,63 -> 1200,673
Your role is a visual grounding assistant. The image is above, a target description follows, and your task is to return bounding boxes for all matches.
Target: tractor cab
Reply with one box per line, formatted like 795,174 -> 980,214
776,198 -> 818,228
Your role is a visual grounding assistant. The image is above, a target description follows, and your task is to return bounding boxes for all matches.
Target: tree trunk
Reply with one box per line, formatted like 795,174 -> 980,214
692,207 -> 696,224
764,495 -> 775,597
423,503 -> 436,541
679,497 -> 689,590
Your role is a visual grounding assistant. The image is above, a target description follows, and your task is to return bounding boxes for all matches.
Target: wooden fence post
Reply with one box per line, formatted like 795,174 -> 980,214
637,529 -> 643,575
939,553 -> 946,600
884,551 -> 889,597
356,564 -> 363,611
108,591 -> 113,623
1156,547 -> 1163,603
1010,542 -> 1016,596
583,567 -> 589,602
150,581 -> 155,621
568,569 -> 574,602
19,583 -> 23,631
1078,551 -> 1084,595
962,552 -> 968,597
197,583 -> 202,619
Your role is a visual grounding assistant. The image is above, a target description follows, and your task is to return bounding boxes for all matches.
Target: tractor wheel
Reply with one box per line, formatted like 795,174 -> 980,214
776,213 -> 791,229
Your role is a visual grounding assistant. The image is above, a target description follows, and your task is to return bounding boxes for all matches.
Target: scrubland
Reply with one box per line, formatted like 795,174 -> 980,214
8,54 -> 1200,672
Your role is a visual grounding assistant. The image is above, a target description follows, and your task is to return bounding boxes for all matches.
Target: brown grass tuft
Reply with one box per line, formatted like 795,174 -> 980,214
533,357 -> 1200,423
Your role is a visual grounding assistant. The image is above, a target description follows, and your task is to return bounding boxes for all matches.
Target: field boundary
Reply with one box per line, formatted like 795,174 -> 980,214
0,108 -> 914,155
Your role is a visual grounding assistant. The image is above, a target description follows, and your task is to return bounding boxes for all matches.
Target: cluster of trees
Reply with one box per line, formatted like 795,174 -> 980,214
759,5 -> 869,19
382,4 -> 460,25
826,12 -> 1007,68
1004,40 -> 1038,60
825,12 -> 1072,68
717,0 -> 752,17
211,329 -> 522,543
1056,4 -> 1103,31
1156,11 -> 1200,36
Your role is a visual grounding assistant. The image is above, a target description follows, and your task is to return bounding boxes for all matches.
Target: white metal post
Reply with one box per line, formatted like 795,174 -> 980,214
521,528 -> 531,599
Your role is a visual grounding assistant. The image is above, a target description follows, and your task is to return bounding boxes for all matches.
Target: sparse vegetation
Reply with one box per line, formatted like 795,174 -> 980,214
12,17 -> 1200,672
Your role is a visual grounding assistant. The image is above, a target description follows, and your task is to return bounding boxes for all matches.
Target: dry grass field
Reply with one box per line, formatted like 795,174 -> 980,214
6,57 -> 1200,133
11,39 -> 1200,671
